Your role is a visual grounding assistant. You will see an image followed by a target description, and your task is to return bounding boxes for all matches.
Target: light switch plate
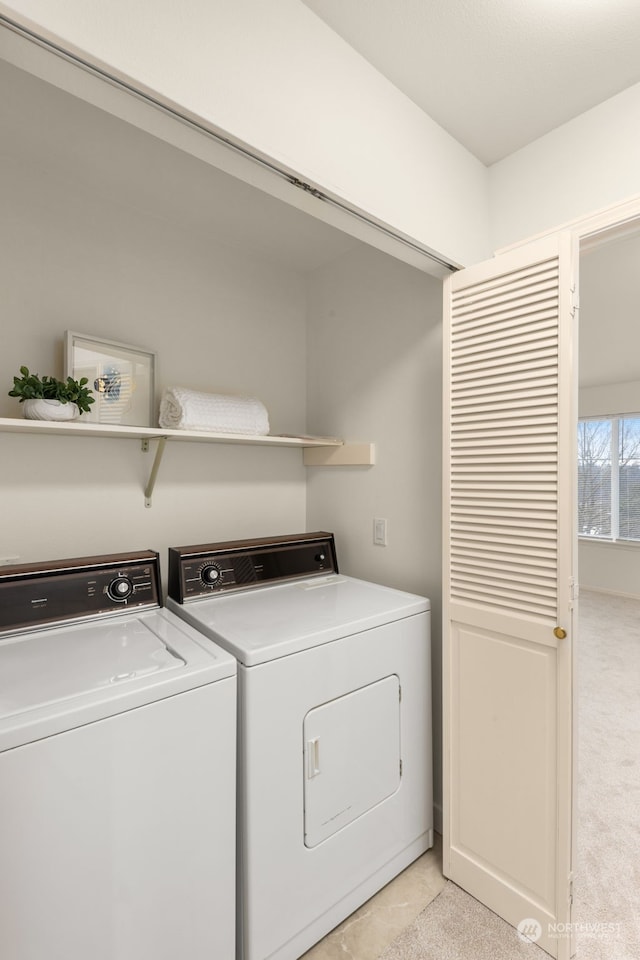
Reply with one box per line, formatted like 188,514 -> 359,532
373,518 -> 387,546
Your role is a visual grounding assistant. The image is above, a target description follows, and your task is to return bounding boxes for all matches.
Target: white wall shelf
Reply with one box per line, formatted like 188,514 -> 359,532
0,418 -> 374,506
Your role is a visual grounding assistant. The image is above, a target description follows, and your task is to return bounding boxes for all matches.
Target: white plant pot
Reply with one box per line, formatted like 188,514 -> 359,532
23,399 -> 80,421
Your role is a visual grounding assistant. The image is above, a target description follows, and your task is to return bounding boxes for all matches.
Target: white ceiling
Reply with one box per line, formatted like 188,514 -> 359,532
301,0 -> 640,164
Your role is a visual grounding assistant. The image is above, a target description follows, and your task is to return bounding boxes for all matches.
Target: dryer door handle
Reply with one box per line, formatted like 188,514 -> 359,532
307,737 -> 321,779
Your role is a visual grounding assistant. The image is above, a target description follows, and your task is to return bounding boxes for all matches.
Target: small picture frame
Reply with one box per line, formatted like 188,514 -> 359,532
64,331 -> 156,427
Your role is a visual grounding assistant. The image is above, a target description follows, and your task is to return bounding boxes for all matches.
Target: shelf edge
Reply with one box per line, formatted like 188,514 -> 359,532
303,443 -> 376,466
0,418 -> 343,448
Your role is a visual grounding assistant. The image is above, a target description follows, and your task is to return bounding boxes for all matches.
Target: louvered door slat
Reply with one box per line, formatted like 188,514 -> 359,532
452,470 -> 557,481
452,385 -> 557,408
452,454 -> 556,465
452,424 -> 558,440
452,483 -> 558,498
452,365 -> 557,387
450,541 -> 557,564
451,293 -> 559,326
451,259 -> 557,303
448,254 -> 559,618
452,271 -> 558,310
450,573 -> 557,602
452,332 -> 557,364
450,523 -> 557,543
453,369 -> 557,389
452,341 -> 558,370
452,307 -> 558,340
452,408 -> 558,425
452,310 -> 557,342
453,509 -> 557,528
447,586 -> 555,619
453,471 -> 556,484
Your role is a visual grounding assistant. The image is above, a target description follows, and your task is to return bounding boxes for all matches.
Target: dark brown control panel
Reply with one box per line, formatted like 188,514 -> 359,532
168,532 -> 338,602
0,550 -> 161,634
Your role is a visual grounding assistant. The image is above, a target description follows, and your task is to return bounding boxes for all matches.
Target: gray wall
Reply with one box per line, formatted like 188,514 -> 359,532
1,70 -> 311,568
1,48 -> 446,823
305,245 -> 444,824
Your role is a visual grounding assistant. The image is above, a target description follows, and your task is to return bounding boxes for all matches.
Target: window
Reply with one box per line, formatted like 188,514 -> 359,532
578,416 -> 640,541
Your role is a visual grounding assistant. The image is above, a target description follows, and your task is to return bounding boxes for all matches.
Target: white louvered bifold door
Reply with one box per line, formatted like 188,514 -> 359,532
443,234 -> 577,960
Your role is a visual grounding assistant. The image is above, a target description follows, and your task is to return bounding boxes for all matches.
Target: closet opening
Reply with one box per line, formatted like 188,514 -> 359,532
574,218 -> 640,950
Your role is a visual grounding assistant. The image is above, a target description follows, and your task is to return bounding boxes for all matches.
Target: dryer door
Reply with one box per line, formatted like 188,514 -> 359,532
303,675 -> 401,847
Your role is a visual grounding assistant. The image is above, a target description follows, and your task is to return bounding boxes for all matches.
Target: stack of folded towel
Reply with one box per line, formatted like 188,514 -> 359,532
158,387 -> 270,435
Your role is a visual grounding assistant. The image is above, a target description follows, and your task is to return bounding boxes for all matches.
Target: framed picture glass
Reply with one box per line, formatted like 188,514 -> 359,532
64,331 -> 156,427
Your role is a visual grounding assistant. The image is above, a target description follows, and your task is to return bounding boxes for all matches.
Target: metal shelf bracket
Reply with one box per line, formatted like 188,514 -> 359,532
144,437 -> 167,507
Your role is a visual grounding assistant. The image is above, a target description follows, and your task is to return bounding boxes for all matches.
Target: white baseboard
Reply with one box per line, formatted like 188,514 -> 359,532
580,585 -> 640,601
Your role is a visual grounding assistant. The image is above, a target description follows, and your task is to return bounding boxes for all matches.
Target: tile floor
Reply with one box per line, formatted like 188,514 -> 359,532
301,834 -> 445,960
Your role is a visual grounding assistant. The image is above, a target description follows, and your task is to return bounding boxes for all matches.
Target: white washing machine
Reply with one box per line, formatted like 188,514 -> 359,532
167,532 -> 433,960
0,550 -> 237,960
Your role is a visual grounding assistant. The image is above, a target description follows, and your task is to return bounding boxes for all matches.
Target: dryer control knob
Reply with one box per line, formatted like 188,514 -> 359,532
108,576 -> 134,601
200,563 -> 222,587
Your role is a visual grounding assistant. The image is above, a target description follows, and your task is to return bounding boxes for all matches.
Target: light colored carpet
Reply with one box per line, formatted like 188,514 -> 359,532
378,589 -> 640,960
572,590 -> 640,960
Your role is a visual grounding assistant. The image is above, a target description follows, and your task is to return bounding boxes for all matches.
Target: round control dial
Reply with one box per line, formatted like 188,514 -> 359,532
108,576 -> 134,602
199,562 -> 223,588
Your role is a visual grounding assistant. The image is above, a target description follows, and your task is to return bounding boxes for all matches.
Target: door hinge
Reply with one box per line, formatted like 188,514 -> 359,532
399,759 -> 403,778
570,285 -> 579,318
569,577 -> 579,608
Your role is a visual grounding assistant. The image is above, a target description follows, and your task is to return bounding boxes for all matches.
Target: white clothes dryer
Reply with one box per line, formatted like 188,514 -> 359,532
0,550 -> 237,960
167,532 -> 433,960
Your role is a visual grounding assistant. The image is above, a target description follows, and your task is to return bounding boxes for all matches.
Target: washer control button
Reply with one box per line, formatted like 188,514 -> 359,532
108,576 -> 134,601
200,563 -> 222,587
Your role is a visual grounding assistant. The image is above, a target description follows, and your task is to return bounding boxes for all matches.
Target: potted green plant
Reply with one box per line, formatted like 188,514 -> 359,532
8,365 -> 95,421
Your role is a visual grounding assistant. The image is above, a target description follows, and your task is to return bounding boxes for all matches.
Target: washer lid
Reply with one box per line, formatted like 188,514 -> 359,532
0,618 -> 184,719
0,608 -> 236,753
169,575 -> 429,666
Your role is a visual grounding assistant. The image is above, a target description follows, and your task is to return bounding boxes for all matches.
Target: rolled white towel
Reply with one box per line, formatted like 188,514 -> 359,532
158,387 -> 270,435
